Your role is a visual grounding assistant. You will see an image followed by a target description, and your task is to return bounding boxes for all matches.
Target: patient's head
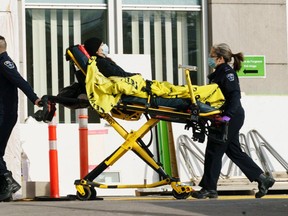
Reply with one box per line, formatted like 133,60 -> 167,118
84,37 -> 103,57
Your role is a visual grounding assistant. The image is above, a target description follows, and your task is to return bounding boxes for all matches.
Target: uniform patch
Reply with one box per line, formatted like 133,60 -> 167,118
226,73 -> 235,81
4,60 -> 15,69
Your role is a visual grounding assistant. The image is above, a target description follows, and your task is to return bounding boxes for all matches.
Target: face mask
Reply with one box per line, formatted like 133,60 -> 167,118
102,43 -> 109,56
208,57 -> 217,68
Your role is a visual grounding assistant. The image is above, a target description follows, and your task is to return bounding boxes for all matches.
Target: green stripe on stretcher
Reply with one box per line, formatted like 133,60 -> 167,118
157,121 -> 172,176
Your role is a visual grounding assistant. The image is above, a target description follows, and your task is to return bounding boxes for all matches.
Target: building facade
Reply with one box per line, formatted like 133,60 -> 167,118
209,0 -> 288,95
2,0 -> 288,122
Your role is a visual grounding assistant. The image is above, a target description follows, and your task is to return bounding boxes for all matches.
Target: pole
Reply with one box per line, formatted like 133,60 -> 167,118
157,121 -> 172,176
78,108 -> 89,178
167,122 -> 179,177
48,113 -> 59,198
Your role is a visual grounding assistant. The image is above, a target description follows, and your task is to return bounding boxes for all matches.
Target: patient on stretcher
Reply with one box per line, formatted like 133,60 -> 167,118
62,37 -> 225,115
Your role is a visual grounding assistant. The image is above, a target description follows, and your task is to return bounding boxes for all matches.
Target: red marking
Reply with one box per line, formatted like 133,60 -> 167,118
88,129 -> 109,135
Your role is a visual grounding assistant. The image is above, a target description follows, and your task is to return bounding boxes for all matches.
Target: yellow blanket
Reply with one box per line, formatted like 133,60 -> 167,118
86,57 -> 225,113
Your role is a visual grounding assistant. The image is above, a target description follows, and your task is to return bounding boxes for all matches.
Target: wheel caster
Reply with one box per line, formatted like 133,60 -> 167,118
172,189 -> 191,199
76,186 -> 97,201
88,187 -> 97,200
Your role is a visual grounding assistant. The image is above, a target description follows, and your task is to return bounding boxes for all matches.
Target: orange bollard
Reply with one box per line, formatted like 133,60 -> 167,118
48,114 -> 60,198
78,108 -> 89,178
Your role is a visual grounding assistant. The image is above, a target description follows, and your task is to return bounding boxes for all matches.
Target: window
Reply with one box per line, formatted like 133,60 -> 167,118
122,10 -> 202,84
25,8 -> 107,123
26,0 -> 106,3
122,0 -> 200,5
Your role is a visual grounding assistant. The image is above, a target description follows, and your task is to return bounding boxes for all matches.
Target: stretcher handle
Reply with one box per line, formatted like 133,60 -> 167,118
34,95 -> 90,123
33,95 -> 57,123
67,49 -> 87,76
178,64 -> 197,106
178,64 -> 197,71
42,95 -> 89,105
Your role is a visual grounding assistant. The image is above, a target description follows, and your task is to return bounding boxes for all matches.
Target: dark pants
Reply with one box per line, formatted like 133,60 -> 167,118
199,106 -> 263,190
0,113 -> 17,175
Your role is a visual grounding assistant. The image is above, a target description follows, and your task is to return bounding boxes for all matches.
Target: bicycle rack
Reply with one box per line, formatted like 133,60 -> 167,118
177,135 -> 204,182
177,133 -> 253,181
178,130 -> 288,182
247,129 -> 288,176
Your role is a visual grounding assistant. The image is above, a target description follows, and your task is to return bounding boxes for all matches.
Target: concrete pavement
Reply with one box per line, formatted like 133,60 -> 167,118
0,195 -> 287,216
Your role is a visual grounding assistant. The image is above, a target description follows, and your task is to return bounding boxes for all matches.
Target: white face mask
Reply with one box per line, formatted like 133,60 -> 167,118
102,43 -> 109,56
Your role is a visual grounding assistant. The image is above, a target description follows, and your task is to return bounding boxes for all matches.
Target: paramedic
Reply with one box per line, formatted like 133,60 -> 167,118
192,43 -> 275,199
84,37 -> 139,77
0,35 -> 41,201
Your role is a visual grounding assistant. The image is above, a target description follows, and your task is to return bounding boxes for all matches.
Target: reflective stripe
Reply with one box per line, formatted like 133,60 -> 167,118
49,140 -> 57,150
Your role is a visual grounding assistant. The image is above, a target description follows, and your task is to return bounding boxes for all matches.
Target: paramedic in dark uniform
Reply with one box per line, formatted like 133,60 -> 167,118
84,37 -> 139,77
0,35 -> 41,201
192,43 -> 275,199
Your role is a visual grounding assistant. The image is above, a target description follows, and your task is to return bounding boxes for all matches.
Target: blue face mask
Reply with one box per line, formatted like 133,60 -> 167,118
208,57 -> 217,68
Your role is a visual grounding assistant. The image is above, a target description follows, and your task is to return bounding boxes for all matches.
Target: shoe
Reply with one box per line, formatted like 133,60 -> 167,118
2,196 -> 13,202
0,171 -> 21,201
0,175 -> 13,201
192,188 -> 218,199
255,173 -> 275,198
4,171 -> 21,193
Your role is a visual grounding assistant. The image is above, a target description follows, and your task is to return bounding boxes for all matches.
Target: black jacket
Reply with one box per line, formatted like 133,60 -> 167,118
0,51 -> 38,114
208,63 -> 242,118
96,56 -> 138,78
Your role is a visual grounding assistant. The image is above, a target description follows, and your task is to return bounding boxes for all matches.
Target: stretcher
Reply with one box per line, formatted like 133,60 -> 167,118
36,44 -> 228,200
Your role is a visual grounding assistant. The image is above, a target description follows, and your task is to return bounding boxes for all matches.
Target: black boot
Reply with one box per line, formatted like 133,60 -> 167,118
192,188 -> 218,199
255,173 -> 275,198
4,171 -> 21,193
0,175 -> 13,201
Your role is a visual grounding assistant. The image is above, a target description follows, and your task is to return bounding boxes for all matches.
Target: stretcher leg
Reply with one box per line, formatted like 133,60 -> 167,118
74,113 -> 193,200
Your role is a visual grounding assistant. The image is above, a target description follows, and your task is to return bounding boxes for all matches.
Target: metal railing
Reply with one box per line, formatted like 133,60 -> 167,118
178,130 -> 288,181
247,129 -> 288,175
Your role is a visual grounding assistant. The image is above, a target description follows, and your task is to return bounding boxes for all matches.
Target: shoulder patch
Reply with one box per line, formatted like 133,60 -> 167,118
226,73 -> 235,81
4,60 -> 15,69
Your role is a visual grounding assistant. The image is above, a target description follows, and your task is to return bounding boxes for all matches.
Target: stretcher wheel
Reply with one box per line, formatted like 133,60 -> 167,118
88,187 -> 97,200
76,186 -> 97,201
172,189 -> 191,199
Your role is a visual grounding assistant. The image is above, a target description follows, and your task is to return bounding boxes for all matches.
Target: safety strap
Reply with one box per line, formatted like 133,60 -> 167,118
141,80 -> 154,109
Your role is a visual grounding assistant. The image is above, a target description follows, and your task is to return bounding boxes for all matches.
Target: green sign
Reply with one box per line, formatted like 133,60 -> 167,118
238,55 -> 266,78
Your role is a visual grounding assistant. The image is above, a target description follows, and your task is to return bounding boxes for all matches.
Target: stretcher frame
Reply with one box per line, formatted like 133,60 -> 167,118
39,45 -> 223,200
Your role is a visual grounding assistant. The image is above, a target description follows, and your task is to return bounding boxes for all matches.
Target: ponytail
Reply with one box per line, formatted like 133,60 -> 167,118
232,52 -> 244,72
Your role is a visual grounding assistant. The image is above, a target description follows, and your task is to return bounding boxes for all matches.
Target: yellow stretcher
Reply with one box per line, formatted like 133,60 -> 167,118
37,44 -> 227,200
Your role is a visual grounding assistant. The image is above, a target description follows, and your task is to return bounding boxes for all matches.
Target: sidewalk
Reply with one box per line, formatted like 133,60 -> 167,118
1,195 -> 288,216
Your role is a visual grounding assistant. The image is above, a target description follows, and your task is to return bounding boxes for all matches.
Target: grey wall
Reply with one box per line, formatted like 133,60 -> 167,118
208,0 -> 288,95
